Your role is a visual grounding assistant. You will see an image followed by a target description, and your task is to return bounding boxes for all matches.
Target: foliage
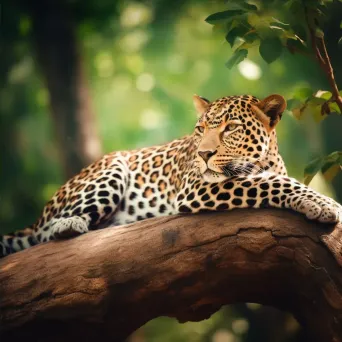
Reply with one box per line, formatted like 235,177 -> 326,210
304,151 -> 342,184
206,0 -> 342,185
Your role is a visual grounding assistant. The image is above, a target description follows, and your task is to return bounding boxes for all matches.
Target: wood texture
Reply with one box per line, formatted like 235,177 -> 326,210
1,209 -> 342,342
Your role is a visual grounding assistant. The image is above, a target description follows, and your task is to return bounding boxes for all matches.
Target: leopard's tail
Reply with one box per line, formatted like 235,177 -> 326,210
0,226 -> 38,258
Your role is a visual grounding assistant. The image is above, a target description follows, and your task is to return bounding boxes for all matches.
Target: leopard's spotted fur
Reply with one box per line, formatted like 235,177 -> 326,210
1,94 -> 341,257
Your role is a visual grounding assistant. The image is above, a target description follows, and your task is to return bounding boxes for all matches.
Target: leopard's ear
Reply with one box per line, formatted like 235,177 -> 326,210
252,94 -> 286,131
193,95 -> 210,117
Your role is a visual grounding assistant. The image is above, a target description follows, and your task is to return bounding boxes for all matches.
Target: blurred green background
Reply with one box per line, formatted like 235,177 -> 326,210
1,0 -> 341,341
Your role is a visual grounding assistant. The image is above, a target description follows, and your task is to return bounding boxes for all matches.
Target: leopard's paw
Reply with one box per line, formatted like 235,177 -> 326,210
50,216 -> 89,239
299,198 -> 341,224
317,201 -> 341,223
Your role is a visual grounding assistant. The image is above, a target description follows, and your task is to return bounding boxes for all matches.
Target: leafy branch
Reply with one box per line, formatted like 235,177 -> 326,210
304,3 -> 342,114
205,0 -> 342,185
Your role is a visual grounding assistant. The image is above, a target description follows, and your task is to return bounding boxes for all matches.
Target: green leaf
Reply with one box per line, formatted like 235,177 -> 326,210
295,93 -> 330,122
287,98 -> 302,111
304,151 -> 342,185
269,25 -> 286,33
212,23 -> 229,35
303,102 -> 323,122
225,49 -> 248,69
226,0 -> 258,11
205,10 -> 245,25
293,87 -> 313,101
291,108 -> 303,120
338,37 -> 342,45
237,39 -> 259,50
304,156 -> 324,185
225,26 -> 250,47
329,102 -> 342,114
244,31 -> 259,43
259,37 -> 283,63
290,102 -> 307,120
321,152 -> 342,182
292,24 -> 307,42
308,100 -> 327,122
269,20 -> 290,35
270,18 -> 290,29
314,90 -> 332,100
270,26 -> 303,45
286,38 -> 310,55
226,31 -> 238,48
287,0 -> 305,17
322,163 -> 341,182
247,13 -> 260,27
307,97 -> 326,106
288,91 -> 330,122
236,2 -> 258,11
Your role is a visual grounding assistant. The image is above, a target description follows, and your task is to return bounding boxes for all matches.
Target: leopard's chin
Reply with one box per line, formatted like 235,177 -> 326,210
202,169 -> 228,183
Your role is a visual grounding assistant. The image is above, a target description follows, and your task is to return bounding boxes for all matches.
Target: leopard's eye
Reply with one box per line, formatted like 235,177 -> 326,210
196,126 -> 204,134
225,123 -> 237,131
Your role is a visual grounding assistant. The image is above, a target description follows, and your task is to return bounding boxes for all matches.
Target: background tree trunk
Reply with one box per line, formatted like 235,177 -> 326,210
24,0 -> 102,178
1,209 -> 342,342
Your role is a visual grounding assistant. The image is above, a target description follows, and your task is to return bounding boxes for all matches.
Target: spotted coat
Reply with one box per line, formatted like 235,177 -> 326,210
1,94 -> 341,257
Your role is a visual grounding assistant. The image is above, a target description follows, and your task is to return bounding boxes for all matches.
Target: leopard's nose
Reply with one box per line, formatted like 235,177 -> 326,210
198,149 -> 217,163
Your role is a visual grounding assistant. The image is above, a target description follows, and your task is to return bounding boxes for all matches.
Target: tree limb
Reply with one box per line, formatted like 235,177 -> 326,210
316,36 -> 342,113
304,5 -> 342,114
1,209 -> 342,342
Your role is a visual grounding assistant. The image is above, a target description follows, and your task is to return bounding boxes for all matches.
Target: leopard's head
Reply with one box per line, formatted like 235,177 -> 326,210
192,94 -> 286,182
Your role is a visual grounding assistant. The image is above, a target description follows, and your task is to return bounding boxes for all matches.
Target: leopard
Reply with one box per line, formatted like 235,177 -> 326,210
1,93 -> 341,258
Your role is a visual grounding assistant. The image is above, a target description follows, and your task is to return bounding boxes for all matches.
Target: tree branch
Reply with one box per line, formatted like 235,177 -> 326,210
304,5 -> 342,114
316,36 -> 342,112
1,209 -> 342,342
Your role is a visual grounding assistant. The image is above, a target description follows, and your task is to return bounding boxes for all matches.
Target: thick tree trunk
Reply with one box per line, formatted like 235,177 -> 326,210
1,209 -> 342,342
26,0 -> 102,178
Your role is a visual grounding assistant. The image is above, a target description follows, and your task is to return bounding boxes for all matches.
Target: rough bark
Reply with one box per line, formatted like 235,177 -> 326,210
1,209 -> 342,342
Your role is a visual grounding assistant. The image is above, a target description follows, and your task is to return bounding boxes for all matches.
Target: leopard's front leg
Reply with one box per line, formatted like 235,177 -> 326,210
175,174 -> 342,224
36,155 -> 130,243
